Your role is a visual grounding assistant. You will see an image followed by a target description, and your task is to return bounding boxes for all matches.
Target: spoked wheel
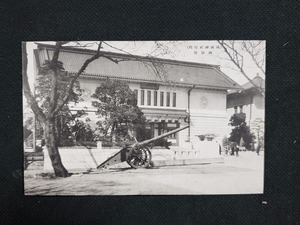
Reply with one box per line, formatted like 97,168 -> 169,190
127,146 -> 152,169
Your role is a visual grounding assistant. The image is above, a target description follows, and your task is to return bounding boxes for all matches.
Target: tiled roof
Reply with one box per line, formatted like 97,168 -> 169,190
35,44 -> 241,90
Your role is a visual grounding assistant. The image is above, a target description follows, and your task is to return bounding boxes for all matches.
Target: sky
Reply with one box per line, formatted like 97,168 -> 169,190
24,40 -> 265,109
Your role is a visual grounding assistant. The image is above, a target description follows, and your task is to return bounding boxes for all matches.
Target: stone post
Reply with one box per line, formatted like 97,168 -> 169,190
97,141 -> 102,150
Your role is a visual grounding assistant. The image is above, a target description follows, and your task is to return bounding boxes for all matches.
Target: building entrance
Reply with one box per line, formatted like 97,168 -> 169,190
136,120 -> 180,146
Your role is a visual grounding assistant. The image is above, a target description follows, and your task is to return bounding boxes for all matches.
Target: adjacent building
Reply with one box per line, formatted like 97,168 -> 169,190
226,74 -> 265,137
34,44 -> 241,148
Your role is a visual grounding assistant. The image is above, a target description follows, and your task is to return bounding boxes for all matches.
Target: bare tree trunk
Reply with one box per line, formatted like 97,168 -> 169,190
23,42 -> 105,177
54,116 -> 61,146
44,118 -> 69,177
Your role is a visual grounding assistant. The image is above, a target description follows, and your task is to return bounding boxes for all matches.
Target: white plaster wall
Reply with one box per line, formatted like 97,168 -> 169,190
77,78 -> 229,148
178,120 -> 190,148
243,104 -> 251,123
190,89 -> 227,112
78,78 -> 227,113
190,113 -> 228,143
77,78 -> 189,109
252,95 -> 265,121
189,89 -> 228,143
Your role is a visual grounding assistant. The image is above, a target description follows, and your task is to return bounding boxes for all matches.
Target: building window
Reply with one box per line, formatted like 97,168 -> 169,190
160,92 -> 164,106
154,91 -> 158,106
141,90 -> 145,105
173,93 -> 176,107
147,91 -> 151,106
134,90 -> 138,103
166,92 -> 170,107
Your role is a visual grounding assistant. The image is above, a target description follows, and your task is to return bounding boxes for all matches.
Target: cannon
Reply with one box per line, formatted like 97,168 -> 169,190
97,125 -> 189,169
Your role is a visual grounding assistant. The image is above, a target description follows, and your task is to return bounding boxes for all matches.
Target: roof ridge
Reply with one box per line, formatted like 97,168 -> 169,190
36,43 -> 221,69
79,73 -> 240,90
35,43 -> 241,90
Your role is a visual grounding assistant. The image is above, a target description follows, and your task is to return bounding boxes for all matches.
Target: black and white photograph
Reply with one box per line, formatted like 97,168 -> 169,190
23,40 -> 265,195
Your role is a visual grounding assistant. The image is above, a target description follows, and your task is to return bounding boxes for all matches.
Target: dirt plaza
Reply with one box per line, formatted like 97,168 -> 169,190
24,151 -> 264,195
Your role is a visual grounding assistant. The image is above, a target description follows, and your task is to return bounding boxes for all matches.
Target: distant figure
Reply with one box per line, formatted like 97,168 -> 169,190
256,143 -> 261,155
225,146 -> 229,156
229,141 -> 239,156
235,145 -> 239,157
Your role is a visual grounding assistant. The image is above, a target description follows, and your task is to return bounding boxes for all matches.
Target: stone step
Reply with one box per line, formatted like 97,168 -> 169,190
152,157 -> 224,167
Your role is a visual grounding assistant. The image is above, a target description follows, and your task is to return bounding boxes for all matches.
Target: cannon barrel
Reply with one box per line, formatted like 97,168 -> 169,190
131,125 -> 189,148
97,125 -> 189,169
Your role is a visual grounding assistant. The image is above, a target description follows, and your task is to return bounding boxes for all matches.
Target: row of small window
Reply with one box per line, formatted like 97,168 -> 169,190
134,90 -> 176,107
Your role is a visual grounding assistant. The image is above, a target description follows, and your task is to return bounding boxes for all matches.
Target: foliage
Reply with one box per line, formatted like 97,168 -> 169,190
228,113 -> 246,127
37,60 -> 83,107
23,42 -> 103,177
35,61 -> 90,146
22,41 -> 172,177
91,79 -> 146,143
228,113 -> 255,150
71,118 -> 94,143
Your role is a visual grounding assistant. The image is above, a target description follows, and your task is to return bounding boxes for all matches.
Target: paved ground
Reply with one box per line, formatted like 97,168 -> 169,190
24,151 -> 264,195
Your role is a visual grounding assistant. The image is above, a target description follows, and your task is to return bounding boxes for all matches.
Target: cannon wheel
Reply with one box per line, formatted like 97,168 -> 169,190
126,146 -> 152,169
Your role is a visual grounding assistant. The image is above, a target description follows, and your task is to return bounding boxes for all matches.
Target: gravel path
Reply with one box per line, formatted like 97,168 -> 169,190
24,151 -> 264,195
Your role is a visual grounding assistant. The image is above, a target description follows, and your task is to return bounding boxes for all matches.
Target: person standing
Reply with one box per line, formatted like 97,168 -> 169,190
256,143 -> 261,155
235,145 -> 239,157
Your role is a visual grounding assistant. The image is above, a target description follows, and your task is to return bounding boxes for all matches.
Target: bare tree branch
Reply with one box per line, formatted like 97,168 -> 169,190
22,42 -> 46,124
50,41 -> 176,117
99,54 -> 129,64
51,42 -> 103,116
49,42 -> 64,117
103,41 -> 169,81
243,41 -> 265,75
218,40 -> 265,95
145,56 -> 169,82
103,42 -> 138,56
223,41 -> 243,59
221,64 -> 244,73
